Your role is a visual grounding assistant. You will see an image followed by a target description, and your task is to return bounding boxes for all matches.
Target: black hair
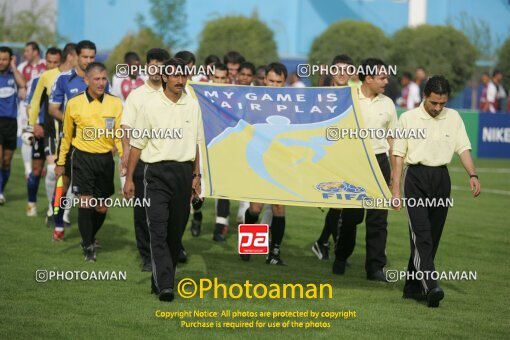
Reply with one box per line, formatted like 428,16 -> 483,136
146,48 -> 170,64
265,62 -> 287,80
256,65 -> 266,73
26,41 -> 40,53
359,58 -> 387,82
401,71 -> 412,80
162,58 -> 187,75
223,51 -> 245,65
204,54 -> 220,66
239,61 -> 255,74
85,61 -> 107,75
124,51 -> 140,64
76,40 -> 96,55
0,46 -> 14,57
332,54 -> 353,66
174,50 -> 196,65
62,43 -> 77,61
213,63 -> 228,73
46,47 -> 62,58
423,75 -> 451,97
492,69 -> 502,77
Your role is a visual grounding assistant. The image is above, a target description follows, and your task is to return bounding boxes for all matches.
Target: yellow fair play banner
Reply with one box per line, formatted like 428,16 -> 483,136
189,83 -> 391,209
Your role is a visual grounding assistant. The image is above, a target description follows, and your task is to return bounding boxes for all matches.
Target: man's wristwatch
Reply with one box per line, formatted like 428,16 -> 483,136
469,174 -> 478,179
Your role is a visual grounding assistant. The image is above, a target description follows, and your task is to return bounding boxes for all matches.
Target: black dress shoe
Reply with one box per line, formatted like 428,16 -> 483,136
240,254 -> 251,262
332,260 -> 346,275
402,291 -> 426,301
159,288 -> 175,302
178,249 -> 188,263
367,270 -> 389,282
427,287 -> 444,307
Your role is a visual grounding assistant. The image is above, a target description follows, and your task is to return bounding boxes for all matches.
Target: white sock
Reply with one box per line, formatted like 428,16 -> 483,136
45,164 -> 56,207
120,175 -> 126,191
236,201 -> 249,223
63,185 -> 74,222
22,144 -> 32,177
261,204 -> 273,225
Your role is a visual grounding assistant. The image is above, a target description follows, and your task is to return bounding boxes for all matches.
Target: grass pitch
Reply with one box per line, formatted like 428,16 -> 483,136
0,152 -> 509,339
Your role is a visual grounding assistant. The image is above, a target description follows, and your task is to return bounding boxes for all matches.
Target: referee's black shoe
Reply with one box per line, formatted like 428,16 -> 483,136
332,260 -> 346,275
159,288 -> 175,302
367,270 -> 389,282
178,248 -> 188,263
402,290 -> 426,301
83,245 -> 96,262
190,219 -> 201,237
426,287 -> 444,308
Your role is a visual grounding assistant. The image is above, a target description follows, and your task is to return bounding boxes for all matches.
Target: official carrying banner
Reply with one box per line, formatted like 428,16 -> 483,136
189,83 -> 391,209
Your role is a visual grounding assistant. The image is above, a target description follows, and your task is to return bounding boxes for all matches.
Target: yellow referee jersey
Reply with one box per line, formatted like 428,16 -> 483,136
57,91 -> 123,166
28,67 -> 61,126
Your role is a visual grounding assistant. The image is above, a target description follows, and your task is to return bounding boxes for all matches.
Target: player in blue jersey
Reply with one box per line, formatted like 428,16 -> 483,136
0,46 -> 26,205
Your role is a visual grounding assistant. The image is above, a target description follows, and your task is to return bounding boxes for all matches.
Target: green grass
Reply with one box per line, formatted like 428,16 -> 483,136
1,152 -> 509,339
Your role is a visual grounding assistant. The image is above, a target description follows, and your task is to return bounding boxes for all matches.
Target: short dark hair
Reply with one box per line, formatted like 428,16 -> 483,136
62,43 -> 77,61
223,51 -> 245,65
239,62 -> 255,74
213,63 -> 228,73
423,75 -> 451,97
124,51 -> 140,64
85,62 -> 107,75
0,46 -> 14,57
359,58 -> 387,82
76,40 -> 96,55
174,50 -> 196,65
204,54 -> 220,66
492,69 -> 502,77
401,71 -> 412,80
256,65 -> 266,73
332,54 -> 353,66
46,47 -> 62,58
162,58 -> 187,76
26,41 -> 40,53
146,48 -> 170,64
266,62 -> 287,80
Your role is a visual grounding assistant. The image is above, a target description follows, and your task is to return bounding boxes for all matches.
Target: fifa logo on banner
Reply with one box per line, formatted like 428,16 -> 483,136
238,224 -> 269,255
315,181 -> 369,201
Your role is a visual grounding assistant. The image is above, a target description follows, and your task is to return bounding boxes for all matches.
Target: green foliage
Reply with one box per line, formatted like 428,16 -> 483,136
308,20 -> 391,85
496,37 -> 510,89
0,0 -> 62,46
136,0 -> 187,50
196,15 -> 278,67
389,25 -> 478,95
308,20 -> 391,65
105,27 -> 167,77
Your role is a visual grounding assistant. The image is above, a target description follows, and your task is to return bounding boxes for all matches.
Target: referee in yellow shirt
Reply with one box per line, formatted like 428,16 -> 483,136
333,58 -> 397,281
123,58 -> 203,302
55,62 -> 123,262
392,75 -> 481,307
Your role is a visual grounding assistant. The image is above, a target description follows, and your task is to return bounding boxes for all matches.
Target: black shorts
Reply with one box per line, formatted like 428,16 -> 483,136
44,136 -> 57,157
0,117 -> 17,150
32,136 -> 46,160
71,148 -> 114,198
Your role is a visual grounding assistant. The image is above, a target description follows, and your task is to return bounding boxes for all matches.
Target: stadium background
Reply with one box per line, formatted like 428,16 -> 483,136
1,0 -> 509,338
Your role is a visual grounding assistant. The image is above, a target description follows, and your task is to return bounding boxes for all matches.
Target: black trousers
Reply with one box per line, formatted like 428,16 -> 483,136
334,153 -> 391,274
144,161 -> 193,291
403,165 -> 450,294
133,161 -> 150,264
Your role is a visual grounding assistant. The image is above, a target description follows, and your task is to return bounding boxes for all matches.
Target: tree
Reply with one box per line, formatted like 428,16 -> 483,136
0,0 -> 61,46
105,28 -> 166,77
390,25 -> 478,95
196,15 -> 278,66
308,20 -> 391,85
496,37 -> 510,89
136,0 -> 187,51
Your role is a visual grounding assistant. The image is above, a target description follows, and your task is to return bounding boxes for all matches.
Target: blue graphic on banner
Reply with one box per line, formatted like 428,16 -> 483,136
190,85 -> 352,143
477,113 -> 510,158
